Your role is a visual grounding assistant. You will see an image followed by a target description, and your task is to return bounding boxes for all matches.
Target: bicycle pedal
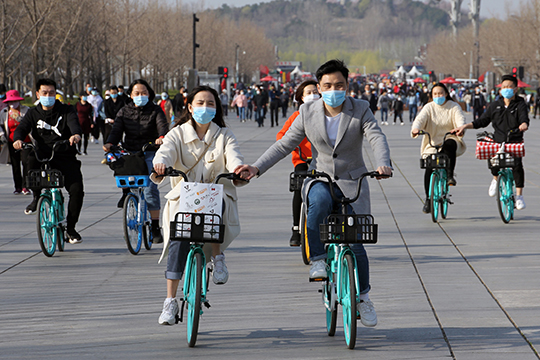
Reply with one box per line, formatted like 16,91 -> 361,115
203,301 -> 211,309
175,314 -> 181,324
318,289 -> 323,293
309,277 -> 327,282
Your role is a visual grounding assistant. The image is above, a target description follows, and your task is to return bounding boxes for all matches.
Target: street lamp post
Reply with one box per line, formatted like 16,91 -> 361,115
235,44 -> 240,84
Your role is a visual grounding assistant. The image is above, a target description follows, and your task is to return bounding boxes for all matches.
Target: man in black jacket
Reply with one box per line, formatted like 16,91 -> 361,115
13,78 -> 84,243
453,75 -> 529,210
472,86 -> 486,121
103,85 -> 126,143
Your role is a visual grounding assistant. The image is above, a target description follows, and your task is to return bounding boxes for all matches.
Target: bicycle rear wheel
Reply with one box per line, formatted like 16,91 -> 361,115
497,172 -> 513,223
440,170 -> 449,219
37,196 -> 56,257
300,204 -> 310,265
430,172 -> 440,223
186,252 -> 203,347
142,206 -> 152,250
342,253 -> 357,349
123,193 -> 142,254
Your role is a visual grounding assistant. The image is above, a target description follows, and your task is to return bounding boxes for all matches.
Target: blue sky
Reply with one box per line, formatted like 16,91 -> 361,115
183,0 -> 509,19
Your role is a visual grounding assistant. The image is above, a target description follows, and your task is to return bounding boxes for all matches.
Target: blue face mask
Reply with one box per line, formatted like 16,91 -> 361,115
133,95 -> 149,107
192,107 -> 216,124
433,96 -> 445,106
321,90 -> 346,108
82,96 -> 88,102
0,94 -> 5,99
40,96 -> 56,107
110,93 -> 118,99
91,90 -> 98,96
500,88 -> 514,99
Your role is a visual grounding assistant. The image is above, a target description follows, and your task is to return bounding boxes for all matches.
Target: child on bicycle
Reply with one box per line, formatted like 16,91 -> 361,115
411,82 -> 467,214
151,86 -> 246,326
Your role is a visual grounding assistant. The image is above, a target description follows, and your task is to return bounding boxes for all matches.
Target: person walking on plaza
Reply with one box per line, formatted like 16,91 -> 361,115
235,60 -> 392,328
219,89 -> 228,117
157,91 -> 174,126
269,84 -> 280,127
407,89 -> 419,123
0,90 -> 31,194
463,90 -> 472,113
103,85 -> 126,142
377,89 -> 390,125
75,91 -> 93,155
103,79 -> 168,243
13,79 -> 84,243
392,94 -> 404,125
472,86 -> 486,121
231,89 -> 247,122
151,86 -> 246,325
453,74 -> 529,210
246,87 -> 254,120
280,88 -> 289,118
411,83 -> 467,214
253,87 -> 266,127
276,79 -> 318,246
88,87 -> 103,144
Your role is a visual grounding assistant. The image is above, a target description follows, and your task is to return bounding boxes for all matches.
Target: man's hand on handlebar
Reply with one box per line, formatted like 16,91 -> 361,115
519,123 -> 528,132
155,137 -> 164,146
234,164 -> 259,180
154,163 -> 166,175
376,166 -> 392,179
69,134 -> 81,146
13,140 -> 23,150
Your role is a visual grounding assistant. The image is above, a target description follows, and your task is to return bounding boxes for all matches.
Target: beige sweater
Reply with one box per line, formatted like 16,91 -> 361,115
411,100 -> 467,158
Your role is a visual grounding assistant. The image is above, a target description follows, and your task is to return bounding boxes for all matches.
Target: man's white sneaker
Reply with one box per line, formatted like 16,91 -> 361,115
488,178 -> 497,197
212,254 -> 229,285
358,299 -> 378,327
309,259 -> 327,279
158,298 -> 179,325
515,195 -> 526,210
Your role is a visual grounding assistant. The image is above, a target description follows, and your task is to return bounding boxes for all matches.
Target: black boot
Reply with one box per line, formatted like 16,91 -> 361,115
289,226 -> 301,247
152,220 -> 163,244
422,198 -> 431,214
447,171 -> 457,186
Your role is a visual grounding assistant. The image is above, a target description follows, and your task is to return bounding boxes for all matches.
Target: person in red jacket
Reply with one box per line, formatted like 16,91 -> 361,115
276,79 -> 319,246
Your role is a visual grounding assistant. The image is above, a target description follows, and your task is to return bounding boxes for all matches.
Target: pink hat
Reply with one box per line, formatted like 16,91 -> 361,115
4,89 -> 24,102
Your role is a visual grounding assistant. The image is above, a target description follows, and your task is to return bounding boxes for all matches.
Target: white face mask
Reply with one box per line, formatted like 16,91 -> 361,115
303,93 -> 320,103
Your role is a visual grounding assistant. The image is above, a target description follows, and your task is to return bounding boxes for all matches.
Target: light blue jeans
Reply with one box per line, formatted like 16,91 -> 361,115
306,181 -> 371,294
380,108 -> 388,123
239,107 -> 246,121
144,151 -> 160,211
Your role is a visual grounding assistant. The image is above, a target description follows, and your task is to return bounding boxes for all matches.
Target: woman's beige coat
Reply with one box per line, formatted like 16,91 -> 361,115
151,121 -> 244,263
411,101 -> 467,158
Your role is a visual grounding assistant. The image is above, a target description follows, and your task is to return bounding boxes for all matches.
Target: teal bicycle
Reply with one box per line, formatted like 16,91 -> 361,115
301,169 -> 390,349
23,140 -> 69,257
418,130 -> 453,223
157,167 -> 247,347
489,129 -> 521,224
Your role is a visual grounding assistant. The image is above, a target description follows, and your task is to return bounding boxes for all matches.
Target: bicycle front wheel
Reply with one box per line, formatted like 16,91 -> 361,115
342,253 -> 357,349
429,172 -> 440,223
186,252 -> 203,347
497,172 -> 514,223
37,196 -> 56,257
300,204 -> 310,265
440,171 -> 449,219
123,193 -> 142,254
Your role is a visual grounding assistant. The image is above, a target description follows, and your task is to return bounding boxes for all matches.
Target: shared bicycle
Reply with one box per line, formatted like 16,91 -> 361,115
418,130 -> 453,223
22,140 -> 69,257
157,167 -> 247,347
299,169 -> 391,349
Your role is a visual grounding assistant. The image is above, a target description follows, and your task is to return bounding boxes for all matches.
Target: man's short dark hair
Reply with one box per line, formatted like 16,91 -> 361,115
501,74 -> 518,87
109,85 -> 118,92
36,78 -> 57,92
315,59 -> 349,83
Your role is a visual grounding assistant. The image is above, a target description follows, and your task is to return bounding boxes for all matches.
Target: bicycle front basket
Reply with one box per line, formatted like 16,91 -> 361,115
26,169 -> 64,188
420,153 -> 449,169
319,214 -> 378,244
170,212 -> 224,243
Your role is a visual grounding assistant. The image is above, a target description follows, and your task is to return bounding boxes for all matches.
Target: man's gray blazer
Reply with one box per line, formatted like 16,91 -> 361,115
253,96 -> 392,214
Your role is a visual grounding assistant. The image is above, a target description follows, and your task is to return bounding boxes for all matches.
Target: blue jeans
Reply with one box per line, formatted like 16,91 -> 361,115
255,107 -> 264,126
408,104 -> 417,122
165,240 -> 191,279
144,151 -> 160,211
239,107 -> 246,121
380,108 -> 388,123
306,181 -> 371,294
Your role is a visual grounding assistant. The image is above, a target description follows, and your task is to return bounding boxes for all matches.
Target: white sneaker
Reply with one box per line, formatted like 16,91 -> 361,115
515,195 -> 526,210
400,122 -> 404,126
212,254 -> 229,285
488,179 -> 497,197
158,298 -> 179,325
358,299 -> 378,327
309,259 -> 327,279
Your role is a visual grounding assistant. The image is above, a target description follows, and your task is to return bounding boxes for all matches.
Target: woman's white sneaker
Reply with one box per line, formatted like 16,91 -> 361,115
488,179 -> 497,197
515,195 -> 526,210
358,299 -> 378,327
158,298 -> 179,325
212,254 -> 229,285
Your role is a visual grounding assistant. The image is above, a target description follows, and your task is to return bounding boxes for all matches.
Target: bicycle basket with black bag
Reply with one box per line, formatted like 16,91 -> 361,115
108,151 -> 148,176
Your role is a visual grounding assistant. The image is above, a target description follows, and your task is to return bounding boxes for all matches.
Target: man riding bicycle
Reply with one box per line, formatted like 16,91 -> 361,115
235,59 -> 392,328
453,74 -> 529,210
13,78 -> 84,243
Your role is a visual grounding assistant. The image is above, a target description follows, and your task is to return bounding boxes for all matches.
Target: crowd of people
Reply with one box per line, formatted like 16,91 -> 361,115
0,59 -> 531,332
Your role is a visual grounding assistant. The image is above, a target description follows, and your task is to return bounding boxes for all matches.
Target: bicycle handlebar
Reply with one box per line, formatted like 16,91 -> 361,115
21,140 -> 70,163
296,169 -> 391,205
154,167 -> 249,184
106,142 -> 158,156
417,130 -> 453,151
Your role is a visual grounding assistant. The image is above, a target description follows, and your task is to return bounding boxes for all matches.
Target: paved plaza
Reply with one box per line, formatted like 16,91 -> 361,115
1,111 -> 539,359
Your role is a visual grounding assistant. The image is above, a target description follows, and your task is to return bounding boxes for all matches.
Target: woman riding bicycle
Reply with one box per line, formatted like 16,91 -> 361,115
411,82 -> 466,214
103,79 -> 169,243
276,79 -> 319,246
151,86 -> 246,326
